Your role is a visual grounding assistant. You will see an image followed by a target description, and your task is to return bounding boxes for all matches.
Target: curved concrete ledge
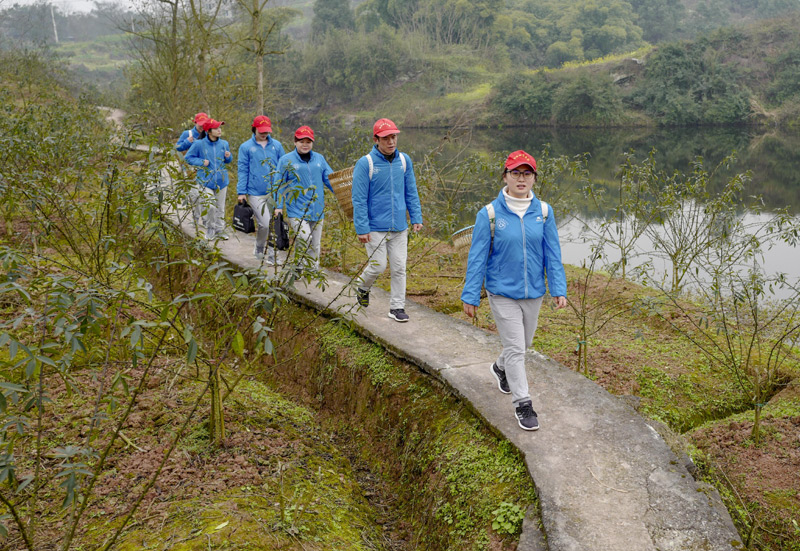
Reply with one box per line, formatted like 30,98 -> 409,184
164,203 -> 742,551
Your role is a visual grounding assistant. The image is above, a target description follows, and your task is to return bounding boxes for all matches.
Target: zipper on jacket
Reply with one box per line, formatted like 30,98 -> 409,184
520,215 -> 528,298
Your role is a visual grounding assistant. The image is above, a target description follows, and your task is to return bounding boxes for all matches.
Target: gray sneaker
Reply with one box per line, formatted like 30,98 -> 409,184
253,243 -> 264,259
515,401 -> 539,431
491,363 -> 511,394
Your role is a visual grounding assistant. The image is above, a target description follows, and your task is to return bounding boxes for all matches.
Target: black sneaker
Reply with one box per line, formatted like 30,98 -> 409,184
356,288 -> 369,307
388,309 -> 409,322
515,401 -> 539,431
491,363 -> 511,394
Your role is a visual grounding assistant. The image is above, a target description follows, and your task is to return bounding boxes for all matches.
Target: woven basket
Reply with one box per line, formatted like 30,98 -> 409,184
451,225 -> 475,255
329,166 -> 355,220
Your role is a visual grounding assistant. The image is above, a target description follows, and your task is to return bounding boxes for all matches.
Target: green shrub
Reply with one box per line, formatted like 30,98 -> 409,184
294,25 -> 418,102
552,73 -> 624,125
631,42 -> 752,125
491,72 -> 558,123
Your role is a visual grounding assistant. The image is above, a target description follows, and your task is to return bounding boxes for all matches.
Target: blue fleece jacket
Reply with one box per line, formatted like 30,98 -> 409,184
276,150 -> 334,222
236,135 -> 285,198
351,145 -> 423,235
184,137 -> 232,190
175,127 -> 203,152
461,189 -> 567,306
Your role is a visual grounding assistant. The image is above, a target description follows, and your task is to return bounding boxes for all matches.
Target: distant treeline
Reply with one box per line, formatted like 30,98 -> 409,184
3,0 -> 800,129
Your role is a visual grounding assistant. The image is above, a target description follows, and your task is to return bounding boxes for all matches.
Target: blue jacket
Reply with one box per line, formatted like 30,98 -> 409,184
461,190 -> 567,306
351,145 -> 423,235
277,150 -> 334,222
175,127 -> 203,152
184,137 -> 232,190
236,135 -> 285,197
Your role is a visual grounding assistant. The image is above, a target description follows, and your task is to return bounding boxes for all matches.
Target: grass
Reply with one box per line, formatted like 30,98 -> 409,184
55,34 -> 130,72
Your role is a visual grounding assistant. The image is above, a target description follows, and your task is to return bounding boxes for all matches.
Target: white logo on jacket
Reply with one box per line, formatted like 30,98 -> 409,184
496,217 -> 508,230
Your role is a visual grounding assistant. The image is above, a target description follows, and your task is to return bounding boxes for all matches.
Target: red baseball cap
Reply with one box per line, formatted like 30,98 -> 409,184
294,125 -> 314,141
252,115 -> 272,133
194,112 -> 209,123
504,150 -> 537,173
373,118 -> 400,137
202,119 -> 224,132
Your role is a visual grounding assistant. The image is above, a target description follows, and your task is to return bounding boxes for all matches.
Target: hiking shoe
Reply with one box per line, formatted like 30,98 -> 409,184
515,401 -> 539,431
388,309 -> 409,322
356,288 -> 369,307
491,363 -> 511,394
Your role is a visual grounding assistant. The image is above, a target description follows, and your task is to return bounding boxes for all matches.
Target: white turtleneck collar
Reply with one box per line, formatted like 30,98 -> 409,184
502,187 -> 533,218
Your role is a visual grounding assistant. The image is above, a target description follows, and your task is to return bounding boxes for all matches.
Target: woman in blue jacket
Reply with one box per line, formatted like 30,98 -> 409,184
461,150 -> 568,431
276,126 -> 333,270
184,118 -> 232,241
237,115 -> 285,264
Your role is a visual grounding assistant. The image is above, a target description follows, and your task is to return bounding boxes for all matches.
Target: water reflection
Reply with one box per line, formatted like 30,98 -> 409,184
398,126 -> 800,213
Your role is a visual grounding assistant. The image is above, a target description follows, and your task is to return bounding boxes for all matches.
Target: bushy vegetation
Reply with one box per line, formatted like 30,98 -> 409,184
629,41 -> 752,124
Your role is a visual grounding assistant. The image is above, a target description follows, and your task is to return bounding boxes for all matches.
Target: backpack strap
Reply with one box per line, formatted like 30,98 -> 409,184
365,154 -> 373,180
364,152 -> 407,181
485,200 -> 548,255
485,203 -> 496,254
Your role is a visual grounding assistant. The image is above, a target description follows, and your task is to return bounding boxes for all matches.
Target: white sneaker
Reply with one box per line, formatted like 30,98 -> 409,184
253,243 -> 265,259
218,231 -> 230,240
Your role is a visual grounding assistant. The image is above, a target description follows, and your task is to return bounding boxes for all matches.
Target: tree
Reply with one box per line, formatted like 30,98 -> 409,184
312,0 -> 355,38
234,0 -> 289,114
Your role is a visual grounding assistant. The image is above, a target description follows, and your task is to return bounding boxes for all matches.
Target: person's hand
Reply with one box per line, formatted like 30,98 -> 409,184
462,302 -> 478,318
224,150 -> 231,159
203,159 -> 210,167
412,223 -> 423,232
237,194 -> 247,203
187,135 -> 194,143
357,233 -> 371,244
553,296 -> 567,309
273,208 -> 282,216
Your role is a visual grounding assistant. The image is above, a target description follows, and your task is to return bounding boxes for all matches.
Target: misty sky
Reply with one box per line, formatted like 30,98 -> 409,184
2,0 -> 135,14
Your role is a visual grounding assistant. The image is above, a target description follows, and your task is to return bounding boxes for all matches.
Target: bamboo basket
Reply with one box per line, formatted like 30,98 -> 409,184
329,166 -> 355,220
451,225 -> 475,255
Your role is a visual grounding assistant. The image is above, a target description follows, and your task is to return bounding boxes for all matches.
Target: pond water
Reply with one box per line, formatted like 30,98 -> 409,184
368,125 -> 800,298
396,125 -> 800,214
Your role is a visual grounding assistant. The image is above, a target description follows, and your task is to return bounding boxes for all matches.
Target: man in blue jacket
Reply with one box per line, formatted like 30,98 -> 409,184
175,112 -> 208,152
237,115 -> 285,264
351,118 -> 423,322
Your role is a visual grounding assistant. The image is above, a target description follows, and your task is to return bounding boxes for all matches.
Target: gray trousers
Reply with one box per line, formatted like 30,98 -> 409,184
247,194 -> 274,257
488,293 -> 544,405
289,218 -> 323,269
199,186 -> 226,238
357,229 -> 408,310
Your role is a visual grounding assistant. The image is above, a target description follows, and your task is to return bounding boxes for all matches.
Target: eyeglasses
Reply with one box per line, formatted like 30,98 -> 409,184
507,170 -> 535,179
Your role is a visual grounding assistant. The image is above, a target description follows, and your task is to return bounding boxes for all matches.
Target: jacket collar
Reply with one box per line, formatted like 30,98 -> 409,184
496,189 -> 539,214
371,144 -> 396,163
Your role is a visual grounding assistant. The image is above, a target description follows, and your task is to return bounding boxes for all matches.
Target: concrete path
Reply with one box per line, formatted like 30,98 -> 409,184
175,221 -> 742,551
149,158 -> 741,551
